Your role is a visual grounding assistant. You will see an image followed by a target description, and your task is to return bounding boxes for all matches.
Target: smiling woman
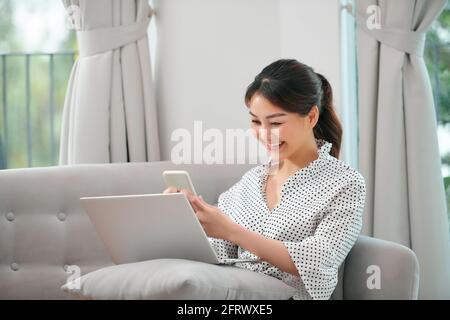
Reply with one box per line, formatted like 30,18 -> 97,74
167,59 -> 367,300
245,59 -> 343,160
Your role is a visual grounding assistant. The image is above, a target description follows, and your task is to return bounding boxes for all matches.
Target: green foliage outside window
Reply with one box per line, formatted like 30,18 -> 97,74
0,0 -> 76,169
424,3 -> 450,225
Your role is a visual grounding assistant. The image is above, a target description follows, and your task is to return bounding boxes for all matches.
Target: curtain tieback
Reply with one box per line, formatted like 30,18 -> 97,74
77,17 -> 150,58
354,11 -> 426,57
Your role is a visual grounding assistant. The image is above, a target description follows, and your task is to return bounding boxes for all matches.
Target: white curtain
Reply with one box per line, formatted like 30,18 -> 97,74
356,0 -> 450,298
59,0 -> 160,164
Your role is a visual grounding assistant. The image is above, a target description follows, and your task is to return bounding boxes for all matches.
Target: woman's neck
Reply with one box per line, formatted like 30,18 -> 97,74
273,138 -> 319,179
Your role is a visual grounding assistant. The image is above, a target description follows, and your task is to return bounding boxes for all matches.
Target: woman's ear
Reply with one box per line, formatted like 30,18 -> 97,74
308,105 -> 320,128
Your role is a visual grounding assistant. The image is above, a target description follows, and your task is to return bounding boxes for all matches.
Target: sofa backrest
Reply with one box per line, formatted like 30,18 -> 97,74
0,161 -> 419,299
0,161 -> 253,299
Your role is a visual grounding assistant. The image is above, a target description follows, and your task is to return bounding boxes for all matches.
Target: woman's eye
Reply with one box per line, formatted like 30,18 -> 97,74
251,120 -> 261,125
271,122 -> 282,126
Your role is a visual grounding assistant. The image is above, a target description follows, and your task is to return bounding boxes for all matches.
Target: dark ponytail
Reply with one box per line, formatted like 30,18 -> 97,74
314,73 -> 343,159
245,59 -> 343,158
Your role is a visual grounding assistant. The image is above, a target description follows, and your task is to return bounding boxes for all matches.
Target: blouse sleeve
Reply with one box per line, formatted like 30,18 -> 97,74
283,176 -> 366,300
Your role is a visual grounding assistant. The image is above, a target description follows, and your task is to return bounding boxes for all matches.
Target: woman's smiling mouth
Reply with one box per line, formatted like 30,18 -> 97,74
266,141 -> 285,151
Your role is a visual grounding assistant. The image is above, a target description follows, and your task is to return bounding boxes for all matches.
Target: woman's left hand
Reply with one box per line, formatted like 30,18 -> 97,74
182,190 -> 236,241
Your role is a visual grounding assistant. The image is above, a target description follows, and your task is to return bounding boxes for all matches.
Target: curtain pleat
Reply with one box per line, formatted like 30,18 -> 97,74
59,0 -> 160,164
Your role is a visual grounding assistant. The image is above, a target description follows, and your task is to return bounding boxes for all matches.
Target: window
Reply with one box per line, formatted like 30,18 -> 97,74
424,3 -> 450,229
340,0 -> 358,169
0,0 -> 76,169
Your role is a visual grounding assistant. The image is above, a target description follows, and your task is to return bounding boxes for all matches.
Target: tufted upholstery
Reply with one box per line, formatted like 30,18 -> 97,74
0,161 -> 419,299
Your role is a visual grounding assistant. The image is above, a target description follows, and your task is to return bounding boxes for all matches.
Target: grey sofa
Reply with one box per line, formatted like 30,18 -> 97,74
0,161 -> 419,299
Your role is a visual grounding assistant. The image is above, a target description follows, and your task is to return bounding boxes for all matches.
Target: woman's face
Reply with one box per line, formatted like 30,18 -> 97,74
248,94 -> 319,161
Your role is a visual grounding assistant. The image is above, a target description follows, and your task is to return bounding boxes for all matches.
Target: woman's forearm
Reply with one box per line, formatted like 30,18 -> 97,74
226,222 -> 300,277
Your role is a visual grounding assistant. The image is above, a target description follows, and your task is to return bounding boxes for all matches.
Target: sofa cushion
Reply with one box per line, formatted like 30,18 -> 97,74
61,259 -> 297,300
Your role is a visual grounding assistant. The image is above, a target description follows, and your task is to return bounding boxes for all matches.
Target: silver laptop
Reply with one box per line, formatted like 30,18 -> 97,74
80,193 -> 260,265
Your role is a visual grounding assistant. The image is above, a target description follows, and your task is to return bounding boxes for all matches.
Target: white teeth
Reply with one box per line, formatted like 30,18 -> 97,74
267,142 -> 284,149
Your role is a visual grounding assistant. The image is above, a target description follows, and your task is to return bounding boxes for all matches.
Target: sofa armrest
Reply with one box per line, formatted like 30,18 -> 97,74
343,235 -> 419,299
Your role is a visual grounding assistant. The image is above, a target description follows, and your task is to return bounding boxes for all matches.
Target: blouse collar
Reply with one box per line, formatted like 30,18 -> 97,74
258,138 -> 333,196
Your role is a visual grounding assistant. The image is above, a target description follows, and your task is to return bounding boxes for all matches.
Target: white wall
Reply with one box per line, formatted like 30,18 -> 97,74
150,0 -> 342,161
280,0 -> 342,117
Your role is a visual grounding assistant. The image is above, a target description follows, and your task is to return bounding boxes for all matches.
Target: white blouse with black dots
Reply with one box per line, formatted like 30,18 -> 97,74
208,138 -> 366,300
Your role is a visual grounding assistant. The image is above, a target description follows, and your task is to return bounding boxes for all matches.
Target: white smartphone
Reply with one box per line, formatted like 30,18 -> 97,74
162,170 -> 198,196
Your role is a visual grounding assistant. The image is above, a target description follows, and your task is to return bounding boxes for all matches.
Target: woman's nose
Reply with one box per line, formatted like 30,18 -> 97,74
258,127 -> 279,143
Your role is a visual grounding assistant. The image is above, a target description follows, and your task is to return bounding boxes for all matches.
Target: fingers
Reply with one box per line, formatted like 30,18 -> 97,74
192,196 -> 208,211
192,201 -> 204,213
163,186 -> 178,194
163,188 -> 209,215
163,187 -> 193,194
180,188 -> 194,196
180,189 -> 195,202
163,187 -> 207,216
177,189 -> 201,212
192,202 -> 202,214
196,195 -> 213,208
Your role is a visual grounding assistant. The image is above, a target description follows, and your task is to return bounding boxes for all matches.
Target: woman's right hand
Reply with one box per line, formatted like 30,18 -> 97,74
163,187 -> 197,206
163,186 -> 179,194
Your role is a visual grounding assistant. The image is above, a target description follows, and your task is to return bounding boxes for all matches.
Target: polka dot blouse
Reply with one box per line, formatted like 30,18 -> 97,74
208,138 -> 366,300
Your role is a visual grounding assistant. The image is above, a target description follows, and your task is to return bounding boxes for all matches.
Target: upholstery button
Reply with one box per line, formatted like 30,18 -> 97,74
57,212 -> 66,221
6,212 -> 15,222
10,262 -> 19,271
